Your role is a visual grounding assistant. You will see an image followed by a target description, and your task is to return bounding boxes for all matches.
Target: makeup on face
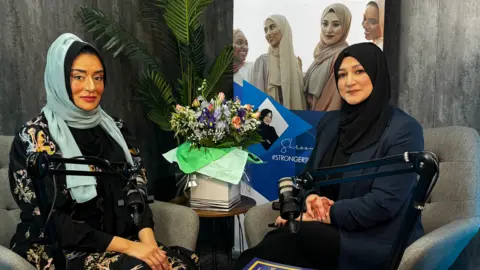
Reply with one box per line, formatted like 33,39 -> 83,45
362,5 -> 381,41
70,53 -> 105,111
264,19 -> 282,48
234,32 -> 249,62
322,12 -> 343,45
337,56 -> 373,105
263,112 -> 273,125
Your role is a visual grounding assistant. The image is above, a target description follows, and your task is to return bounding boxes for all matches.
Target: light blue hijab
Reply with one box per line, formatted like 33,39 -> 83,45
42,33 -> 133,203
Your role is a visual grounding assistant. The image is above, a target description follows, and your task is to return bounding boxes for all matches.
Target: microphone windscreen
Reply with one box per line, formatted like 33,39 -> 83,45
278,177 -> 294,194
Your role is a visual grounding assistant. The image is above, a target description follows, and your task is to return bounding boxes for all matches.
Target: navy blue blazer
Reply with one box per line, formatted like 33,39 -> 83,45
305,107 -> 425,270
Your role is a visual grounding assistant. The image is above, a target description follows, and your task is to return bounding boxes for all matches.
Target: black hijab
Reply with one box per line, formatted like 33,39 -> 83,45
258,109 -> 279,150
259,109 -> 272,124
333,42 -> 392,154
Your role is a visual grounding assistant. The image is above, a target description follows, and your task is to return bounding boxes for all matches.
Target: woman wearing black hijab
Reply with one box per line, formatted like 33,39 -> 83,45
235,43 -> 424,270
258,109 -> 279,150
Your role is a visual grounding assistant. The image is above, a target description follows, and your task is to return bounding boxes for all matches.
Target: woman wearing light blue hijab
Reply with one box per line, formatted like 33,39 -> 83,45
8,33 -> 199,270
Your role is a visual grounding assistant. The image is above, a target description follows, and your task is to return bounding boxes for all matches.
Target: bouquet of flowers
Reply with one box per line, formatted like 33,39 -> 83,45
163,91 -> 263,190
170,92 -> 263,149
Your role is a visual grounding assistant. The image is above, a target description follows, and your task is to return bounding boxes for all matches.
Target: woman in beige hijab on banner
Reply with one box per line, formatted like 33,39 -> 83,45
251,14 -> 306,110
362,0 -> 384,50
304,3 -> 352,111
233,29 -> 254,86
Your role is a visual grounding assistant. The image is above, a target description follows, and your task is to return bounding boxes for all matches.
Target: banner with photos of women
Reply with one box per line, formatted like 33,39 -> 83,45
233,0 -> 386,203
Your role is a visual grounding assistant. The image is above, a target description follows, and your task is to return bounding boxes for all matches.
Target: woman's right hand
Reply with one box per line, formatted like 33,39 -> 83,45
305,194 -> 334,222
274,215 -> 288,227
126,241 -> 171,270
274,212 -> 319,227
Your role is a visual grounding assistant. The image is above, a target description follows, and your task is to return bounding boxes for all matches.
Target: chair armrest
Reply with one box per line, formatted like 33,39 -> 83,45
399,217 -> 480,270
0,245 -> 36,270
150,201 -> 200,251
244,202 -> 278,248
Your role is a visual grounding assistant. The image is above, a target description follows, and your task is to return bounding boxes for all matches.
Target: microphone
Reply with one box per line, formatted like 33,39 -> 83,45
277,177 -> 302,233
118,166 -> 155,227
125,186 -> 145,226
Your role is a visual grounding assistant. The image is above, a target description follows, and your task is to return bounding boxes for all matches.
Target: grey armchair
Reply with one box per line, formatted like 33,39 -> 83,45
244,126 -> 480,269
0,135 -> 200,269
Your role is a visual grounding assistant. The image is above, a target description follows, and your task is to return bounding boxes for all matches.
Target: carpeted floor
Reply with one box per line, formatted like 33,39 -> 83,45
198,250 -> 236,270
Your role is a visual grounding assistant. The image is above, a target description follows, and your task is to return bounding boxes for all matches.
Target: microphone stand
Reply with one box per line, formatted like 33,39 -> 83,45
274,151 -> 439,270
25,152 -> 155,269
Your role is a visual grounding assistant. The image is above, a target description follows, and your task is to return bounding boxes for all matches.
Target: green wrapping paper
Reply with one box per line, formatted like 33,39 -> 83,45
163,142 -> 263,185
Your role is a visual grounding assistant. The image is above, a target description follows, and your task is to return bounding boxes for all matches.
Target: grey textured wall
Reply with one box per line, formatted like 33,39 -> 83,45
385,2 -> 480,268
0,0 -> 233,201
393,0 -> 480,131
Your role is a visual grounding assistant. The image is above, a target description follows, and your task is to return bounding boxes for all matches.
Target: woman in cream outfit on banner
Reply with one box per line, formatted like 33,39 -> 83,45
363,0 -> 384,50
251,14 -> 306,110
304,3 -> 352,111
233,29 -> 254,86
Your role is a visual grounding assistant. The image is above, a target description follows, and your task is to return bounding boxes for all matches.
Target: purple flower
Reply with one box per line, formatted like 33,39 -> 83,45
214,108 -> 222,120
197,108 -> 210,123
223,105 -> 231,118
207,114 -> 216,129
237,108 -> 246,122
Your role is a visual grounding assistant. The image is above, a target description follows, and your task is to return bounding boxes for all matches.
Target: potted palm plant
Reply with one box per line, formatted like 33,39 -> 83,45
77,0 -> 233,131
78,0 -> 234,203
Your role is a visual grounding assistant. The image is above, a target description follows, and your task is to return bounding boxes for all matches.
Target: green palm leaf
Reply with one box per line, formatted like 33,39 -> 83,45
177,65 -> 198,106
163,0 -> 190,44
135,70 -> 176,131
188,0 -> 212,30
78,6 -> 163,72
148,107 -> 173,131
163,0 -> 212,44
138,1 -> 179,62
203,45 -> 234,98
136,70 -> 176,107
190,25 -> 206,77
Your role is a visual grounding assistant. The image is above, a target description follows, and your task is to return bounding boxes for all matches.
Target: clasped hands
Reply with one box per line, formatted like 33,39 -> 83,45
275,194 -> 334,227
131,228 -> 172,270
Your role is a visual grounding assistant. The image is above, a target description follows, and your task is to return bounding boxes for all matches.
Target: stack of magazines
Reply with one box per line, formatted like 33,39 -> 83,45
190,193 -> 241,211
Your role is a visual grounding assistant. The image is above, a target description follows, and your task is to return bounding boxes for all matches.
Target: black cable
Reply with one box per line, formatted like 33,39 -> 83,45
424,156 -> 440,202
291,199 -> 305,233
42,162 -> 62,233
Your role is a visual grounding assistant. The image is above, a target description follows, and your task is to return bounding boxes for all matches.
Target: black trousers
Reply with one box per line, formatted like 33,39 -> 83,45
234,222 -> 340,270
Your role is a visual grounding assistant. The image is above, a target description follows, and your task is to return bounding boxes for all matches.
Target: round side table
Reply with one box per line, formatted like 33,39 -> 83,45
192,195 -> 256,269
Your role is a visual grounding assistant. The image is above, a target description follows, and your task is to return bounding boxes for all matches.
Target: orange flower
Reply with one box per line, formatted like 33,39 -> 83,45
192,99 -> 200,107
244,104 -> 253,111
232,116 -> 241,129
253,112 -> 260,119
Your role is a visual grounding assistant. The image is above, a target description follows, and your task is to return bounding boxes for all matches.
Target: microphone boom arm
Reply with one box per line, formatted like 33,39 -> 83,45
274,151 -> 439,270
25,152 -> 155,270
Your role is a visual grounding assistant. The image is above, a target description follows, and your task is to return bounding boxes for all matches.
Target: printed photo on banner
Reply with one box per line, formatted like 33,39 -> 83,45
257,98 -> 288,150
233,0 -> 385,111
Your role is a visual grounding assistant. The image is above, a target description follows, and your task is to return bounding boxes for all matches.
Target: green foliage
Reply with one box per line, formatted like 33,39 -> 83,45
78,0 -> 233,131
